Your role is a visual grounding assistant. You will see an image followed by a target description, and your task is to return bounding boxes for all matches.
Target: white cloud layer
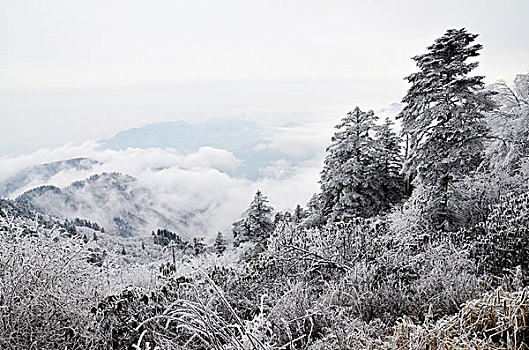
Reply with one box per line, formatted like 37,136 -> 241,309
0,135 -> 324,239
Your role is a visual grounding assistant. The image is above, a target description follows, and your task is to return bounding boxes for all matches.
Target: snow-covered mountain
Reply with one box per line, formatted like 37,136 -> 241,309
0,157 -> 101,198
15,172 -> 193,237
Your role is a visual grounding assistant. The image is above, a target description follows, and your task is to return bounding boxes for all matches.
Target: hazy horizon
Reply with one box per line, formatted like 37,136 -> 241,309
2,0 -> 529,155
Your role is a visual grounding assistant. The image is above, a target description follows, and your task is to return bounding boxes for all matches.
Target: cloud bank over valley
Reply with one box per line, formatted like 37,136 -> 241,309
0,117 -> 340,239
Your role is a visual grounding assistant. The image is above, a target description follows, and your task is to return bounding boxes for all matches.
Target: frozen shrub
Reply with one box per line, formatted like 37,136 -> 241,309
469,192 -> 529,279
94,272 -> 272,350
0,215 -> 104,349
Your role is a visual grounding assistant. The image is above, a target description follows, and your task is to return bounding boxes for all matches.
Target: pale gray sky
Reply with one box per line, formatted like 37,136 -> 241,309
1,0 -> 528,155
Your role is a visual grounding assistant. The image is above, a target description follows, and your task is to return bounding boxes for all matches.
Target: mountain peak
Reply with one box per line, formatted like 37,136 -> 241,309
0,158 -> 101,198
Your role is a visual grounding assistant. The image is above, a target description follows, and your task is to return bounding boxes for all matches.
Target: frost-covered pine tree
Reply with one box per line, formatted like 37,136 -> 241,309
398,28 -> 495,190
233,190 -> 274,246
373,118 -> 406,212
192,237 -> 205,255
320,107 -> 379,221
213,231 -> 227,255
486,73 -> 529,174
292,204 -> 307,224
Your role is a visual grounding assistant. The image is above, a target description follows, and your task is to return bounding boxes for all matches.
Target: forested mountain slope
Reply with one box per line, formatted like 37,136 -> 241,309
15,172 -> 191,236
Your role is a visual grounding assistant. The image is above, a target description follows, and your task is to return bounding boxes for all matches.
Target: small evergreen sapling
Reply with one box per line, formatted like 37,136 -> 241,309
214,231 -> 227,255
232,190 -> 274,246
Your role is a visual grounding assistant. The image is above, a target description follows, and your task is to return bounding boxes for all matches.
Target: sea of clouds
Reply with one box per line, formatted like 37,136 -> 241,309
0,105 -> 401,238
0,122 -> 331,238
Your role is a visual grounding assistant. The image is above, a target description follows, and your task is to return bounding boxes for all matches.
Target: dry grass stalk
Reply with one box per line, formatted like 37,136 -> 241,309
388,287 -> 529,349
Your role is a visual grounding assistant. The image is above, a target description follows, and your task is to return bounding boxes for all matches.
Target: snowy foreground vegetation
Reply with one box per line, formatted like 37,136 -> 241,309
2,28 -> 529,349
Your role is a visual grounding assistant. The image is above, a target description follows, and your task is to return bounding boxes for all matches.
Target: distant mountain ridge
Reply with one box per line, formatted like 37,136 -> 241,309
102,118 -> 258,152
0,158 -> 101,198
15,172 -> 192,237
101,118 -> 286,179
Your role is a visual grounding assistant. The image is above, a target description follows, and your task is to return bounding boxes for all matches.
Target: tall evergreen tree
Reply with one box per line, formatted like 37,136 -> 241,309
398,28 -> 495,189
232,190 -> 274,246
320,107 -> 379,221
485,74 -> 529,174
397,28 -> 495,228
373,118 -> 406,211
